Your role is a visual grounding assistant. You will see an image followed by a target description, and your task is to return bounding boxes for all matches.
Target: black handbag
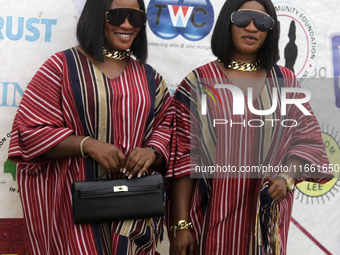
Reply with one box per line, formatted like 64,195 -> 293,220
72,174 -> 165,224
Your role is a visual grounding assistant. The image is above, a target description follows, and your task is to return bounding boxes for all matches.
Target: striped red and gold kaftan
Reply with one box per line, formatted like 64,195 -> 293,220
166,62 -> 333,255
8,48 -> 173,255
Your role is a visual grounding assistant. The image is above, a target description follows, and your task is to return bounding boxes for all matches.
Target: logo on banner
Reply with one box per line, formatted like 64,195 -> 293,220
147,0 -> 214,41
274,3 -> 318,85
296,131 -> 340,203
0,82 -> 24,107
0,16 -> 57,42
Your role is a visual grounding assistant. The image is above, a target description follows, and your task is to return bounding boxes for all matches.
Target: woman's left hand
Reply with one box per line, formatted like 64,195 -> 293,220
268,177 -> 287,203
122,147 -> 156,178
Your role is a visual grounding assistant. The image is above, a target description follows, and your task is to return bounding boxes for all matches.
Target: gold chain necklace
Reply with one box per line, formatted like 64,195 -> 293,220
219,59 -> 262,72
103,48 -> 130,60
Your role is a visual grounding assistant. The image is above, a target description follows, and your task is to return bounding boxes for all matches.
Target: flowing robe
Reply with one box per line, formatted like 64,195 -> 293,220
166,62 -> 332,255
9,48 -> 174,255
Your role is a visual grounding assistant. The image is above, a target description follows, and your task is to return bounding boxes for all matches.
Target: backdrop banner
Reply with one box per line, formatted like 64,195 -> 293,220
0,0 -> 339,254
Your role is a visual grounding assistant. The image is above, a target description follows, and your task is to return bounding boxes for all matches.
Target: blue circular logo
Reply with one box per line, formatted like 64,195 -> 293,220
147,0 -> 214,41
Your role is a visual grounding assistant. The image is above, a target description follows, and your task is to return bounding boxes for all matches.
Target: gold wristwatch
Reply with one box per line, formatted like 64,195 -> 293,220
277,173 -> 295,192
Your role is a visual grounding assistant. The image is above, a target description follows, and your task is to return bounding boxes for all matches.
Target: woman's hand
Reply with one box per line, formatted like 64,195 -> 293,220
170,230 -> 195,255
83,138 -> 125,175
268,177 -> 287,203
268,157 -> 305,202
123,147 -> 156,178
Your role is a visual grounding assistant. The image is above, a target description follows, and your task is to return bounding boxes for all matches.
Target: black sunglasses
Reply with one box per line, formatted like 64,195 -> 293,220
106,8 -> 147,28
231,9 -> 274,32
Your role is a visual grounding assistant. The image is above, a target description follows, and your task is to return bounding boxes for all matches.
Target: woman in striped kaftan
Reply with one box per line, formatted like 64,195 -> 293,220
8,0 -> 173,254
167,0 -> 333,254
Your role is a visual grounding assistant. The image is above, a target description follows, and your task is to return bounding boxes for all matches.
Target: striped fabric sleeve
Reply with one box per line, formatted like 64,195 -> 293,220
281,67 -> 333,182
145,69 -> 174,168
166,75 -> 196,179
8,52 -> 74,164
285,109 -> 333,183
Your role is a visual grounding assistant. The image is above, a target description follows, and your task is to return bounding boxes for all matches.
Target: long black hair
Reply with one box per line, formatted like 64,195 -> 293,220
211,0 -> 279,72
76,0 -> 148,64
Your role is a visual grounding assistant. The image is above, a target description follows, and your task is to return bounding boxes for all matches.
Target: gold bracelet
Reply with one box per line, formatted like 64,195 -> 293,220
277,173 -> 295,192
169,220 -> 193,238
80,136 -> 90,158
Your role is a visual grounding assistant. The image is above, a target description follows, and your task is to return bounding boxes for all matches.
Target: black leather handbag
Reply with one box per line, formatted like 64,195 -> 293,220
72,174 -> 165,224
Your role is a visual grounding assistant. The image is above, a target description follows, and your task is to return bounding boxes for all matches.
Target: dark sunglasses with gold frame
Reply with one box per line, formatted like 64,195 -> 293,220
106,7 -> 147,28
231,9 -> 275,32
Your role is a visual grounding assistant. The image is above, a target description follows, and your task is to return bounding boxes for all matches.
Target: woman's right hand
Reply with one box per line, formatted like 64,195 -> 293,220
83,138 -> 125,175
170,230 -> 195,255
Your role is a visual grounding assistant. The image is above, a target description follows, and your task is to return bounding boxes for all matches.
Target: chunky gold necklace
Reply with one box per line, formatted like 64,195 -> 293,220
220,59 -> 262,72
103,48 -> 130,60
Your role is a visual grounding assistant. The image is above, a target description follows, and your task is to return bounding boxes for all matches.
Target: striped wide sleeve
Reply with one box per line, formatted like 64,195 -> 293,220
145,69 -> 174,169
166,75 -> 198,179
283,72 -> 333,183
8,52 -> 74,164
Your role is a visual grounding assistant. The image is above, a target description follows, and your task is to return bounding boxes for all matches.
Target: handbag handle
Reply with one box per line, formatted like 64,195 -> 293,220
93,173 -> 148,181
93,172 -> 107,181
